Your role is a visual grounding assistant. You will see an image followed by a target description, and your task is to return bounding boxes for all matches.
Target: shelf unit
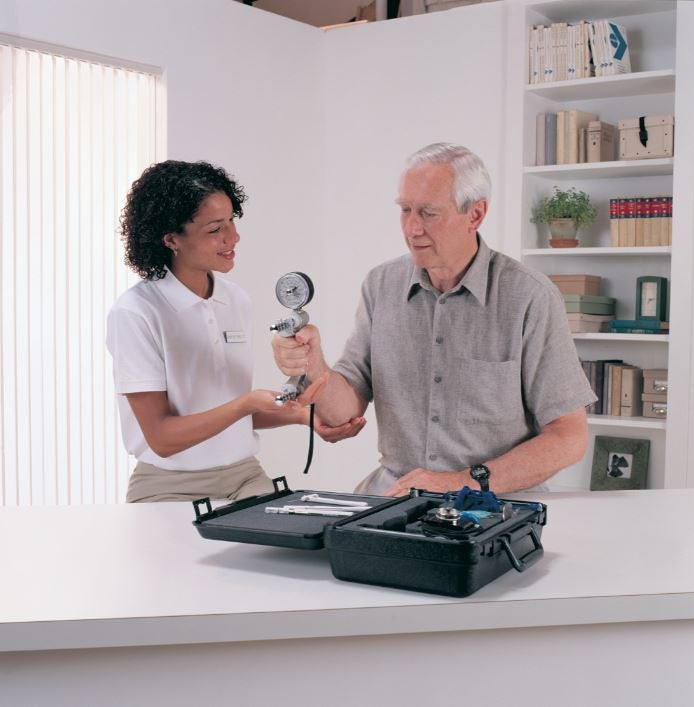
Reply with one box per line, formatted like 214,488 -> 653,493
503,0 -> 694,491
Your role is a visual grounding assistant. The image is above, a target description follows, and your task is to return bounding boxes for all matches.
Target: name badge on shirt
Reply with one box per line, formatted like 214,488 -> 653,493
224,331 -> 246,343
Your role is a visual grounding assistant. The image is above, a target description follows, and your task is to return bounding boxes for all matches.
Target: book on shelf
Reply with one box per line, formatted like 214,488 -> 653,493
582,359 -> 624,415
608,319 -> 669,331
609,196 -> 672,247
589,20 -> 631,77
607,319 -> 669,335
536,113 -> 546,165
556,111 -> 566,164
527,20 -> 594,84
545,113 -> 557,165
578,128 -> 587,164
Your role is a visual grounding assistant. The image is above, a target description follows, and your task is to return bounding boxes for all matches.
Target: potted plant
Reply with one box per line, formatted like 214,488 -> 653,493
531,186 -> 598,247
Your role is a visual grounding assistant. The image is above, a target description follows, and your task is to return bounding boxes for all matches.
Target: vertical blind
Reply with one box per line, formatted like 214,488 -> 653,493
0,42 -> 159,505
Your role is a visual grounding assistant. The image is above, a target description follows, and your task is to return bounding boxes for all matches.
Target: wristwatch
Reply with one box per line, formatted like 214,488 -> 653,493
469,464 -> 491,493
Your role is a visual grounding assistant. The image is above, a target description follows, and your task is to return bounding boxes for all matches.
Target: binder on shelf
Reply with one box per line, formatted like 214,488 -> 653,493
545,113 -> 557,165
587,121 -> 616,163
567,110 -> 596,164
536,113 -> 546,166
620,366 -> 643,417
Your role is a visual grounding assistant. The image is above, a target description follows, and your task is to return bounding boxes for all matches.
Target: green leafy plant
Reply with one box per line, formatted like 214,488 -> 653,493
531,186 -> 597,227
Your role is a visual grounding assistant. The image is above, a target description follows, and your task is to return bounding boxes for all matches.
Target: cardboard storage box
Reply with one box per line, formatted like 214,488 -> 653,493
192,477 -> 547,598
642,395 -> 667,419
566,313 -> 613,333
563,294 -> 616,315
619,115 -> 674,160
550,274 -> 602,296
643,369 -> 668,396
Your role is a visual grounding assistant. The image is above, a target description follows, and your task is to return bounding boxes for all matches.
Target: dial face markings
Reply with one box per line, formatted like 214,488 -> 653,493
275,272 -> 314,309
641,282 -> 657,317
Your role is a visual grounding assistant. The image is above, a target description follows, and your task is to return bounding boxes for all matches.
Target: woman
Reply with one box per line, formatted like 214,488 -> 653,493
107,160 -> 362,502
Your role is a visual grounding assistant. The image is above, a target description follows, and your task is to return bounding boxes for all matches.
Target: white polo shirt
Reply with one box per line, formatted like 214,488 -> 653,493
106,269 -> 259,470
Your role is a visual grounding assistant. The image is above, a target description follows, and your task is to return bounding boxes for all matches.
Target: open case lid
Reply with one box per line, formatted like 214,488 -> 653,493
192,476 -> 401,550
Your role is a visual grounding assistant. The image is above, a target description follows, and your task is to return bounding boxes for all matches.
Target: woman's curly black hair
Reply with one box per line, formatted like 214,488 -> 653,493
120,160 -> 247,280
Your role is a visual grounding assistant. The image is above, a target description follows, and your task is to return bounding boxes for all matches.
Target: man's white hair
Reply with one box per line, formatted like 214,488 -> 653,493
404,142 -> 491,213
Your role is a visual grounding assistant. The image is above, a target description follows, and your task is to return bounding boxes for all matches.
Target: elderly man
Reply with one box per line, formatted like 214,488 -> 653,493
273,143 -> 596,496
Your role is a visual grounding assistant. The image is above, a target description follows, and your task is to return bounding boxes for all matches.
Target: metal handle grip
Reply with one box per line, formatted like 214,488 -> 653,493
499,526 -> 543,572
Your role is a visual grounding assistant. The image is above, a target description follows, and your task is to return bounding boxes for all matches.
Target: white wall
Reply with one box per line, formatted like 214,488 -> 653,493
301,4 -> 508,492
0,0 -> 509,496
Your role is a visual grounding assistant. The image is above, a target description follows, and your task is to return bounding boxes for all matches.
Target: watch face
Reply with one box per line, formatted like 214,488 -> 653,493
471,465 -> 489,481
641,281 -> 658,318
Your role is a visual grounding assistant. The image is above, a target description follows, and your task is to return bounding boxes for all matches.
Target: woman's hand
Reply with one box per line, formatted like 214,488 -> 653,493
244,373 -> 329,416
314,414 -> 367,443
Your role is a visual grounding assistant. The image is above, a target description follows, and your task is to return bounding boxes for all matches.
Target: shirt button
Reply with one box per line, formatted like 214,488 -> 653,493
429,454 -> 437,461
439,298 -> 446,304
431,415 -> 439,423
435,336 -> 444,344
434,376 -> 442,383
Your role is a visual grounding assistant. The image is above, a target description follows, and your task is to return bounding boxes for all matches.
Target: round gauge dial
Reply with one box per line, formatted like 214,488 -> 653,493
275,272 -> 314,310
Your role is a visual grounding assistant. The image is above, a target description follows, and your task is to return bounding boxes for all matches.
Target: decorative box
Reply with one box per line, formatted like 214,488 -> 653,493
566,313 -> 613,333
643,369 -> 668,396
550,274 -> 602,296
563,294 -> 616,315
619,115 -> 674,160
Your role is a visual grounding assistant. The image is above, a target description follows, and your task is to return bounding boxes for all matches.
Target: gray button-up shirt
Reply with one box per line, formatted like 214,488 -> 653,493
334,237 -> 596,492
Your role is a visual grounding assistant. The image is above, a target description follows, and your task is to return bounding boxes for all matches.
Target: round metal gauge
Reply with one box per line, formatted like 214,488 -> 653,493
275,272 -> 314,310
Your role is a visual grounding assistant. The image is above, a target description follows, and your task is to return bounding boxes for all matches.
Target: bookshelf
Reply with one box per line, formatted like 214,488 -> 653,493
504,0 -> 694,491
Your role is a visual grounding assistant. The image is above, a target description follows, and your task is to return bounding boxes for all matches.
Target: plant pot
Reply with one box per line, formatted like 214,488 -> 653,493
548,218 -> 579,248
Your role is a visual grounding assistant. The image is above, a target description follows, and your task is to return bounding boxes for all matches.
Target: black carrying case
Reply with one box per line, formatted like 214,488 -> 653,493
192,476 -> 547,597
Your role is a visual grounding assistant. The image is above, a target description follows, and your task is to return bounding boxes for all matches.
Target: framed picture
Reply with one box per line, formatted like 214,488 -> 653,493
635,276 -> 667,321
590,436 -> 650,491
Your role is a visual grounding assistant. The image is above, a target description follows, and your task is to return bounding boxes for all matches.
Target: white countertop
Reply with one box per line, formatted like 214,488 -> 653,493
2,489 -> 694,652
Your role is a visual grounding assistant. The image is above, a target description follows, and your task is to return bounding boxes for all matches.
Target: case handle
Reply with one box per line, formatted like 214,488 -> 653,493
193,497 -> 212,520
499,526 -> 543,572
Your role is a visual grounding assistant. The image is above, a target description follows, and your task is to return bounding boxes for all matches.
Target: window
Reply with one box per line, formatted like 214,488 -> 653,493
0,40 -> 160,505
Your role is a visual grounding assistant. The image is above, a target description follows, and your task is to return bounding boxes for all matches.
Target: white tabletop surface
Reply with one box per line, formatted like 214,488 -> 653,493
2,488 -> 694,651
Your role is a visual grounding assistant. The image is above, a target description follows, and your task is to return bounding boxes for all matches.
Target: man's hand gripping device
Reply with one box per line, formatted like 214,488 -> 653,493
270,272 -> 315,406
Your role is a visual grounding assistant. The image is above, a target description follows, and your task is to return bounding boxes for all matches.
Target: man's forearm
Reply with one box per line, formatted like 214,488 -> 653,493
312,370 -> 367,426
483,408 -> 588,492
385,408 -> 588,496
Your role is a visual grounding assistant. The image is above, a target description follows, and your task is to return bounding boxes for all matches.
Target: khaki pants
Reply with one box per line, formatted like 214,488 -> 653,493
126,456 -> 274,503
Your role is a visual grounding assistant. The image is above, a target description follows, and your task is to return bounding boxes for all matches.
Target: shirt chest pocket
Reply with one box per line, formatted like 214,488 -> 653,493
456,357 -> 524,424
